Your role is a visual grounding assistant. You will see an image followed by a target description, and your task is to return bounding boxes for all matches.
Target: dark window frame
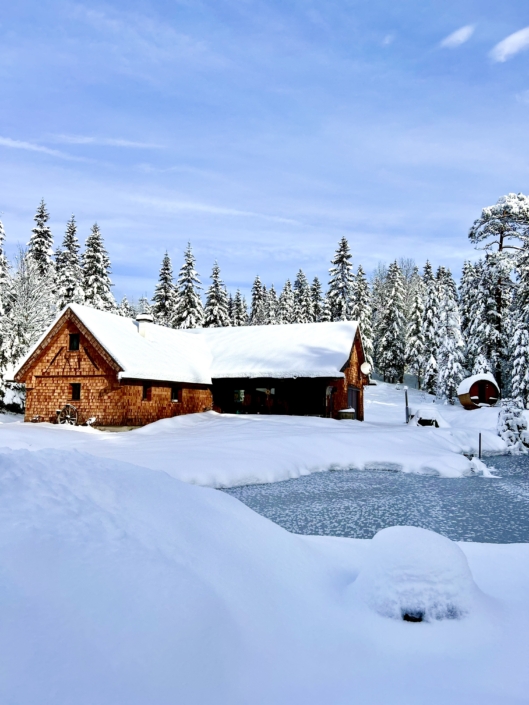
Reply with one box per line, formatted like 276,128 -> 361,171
71,383 -> 81,401
142,384 -> 152,401
171,385 -> 181,403
69,333 -> 80,351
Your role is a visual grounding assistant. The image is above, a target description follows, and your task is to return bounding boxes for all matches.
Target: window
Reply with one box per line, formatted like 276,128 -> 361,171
69,333 -> 80,351
142,384 -> 152,401
71,383 -> 81,401
171,386 -> 181,402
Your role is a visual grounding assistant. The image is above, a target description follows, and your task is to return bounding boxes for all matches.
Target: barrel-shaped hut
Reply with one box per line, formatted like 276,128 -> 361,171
457,373 -> 500,410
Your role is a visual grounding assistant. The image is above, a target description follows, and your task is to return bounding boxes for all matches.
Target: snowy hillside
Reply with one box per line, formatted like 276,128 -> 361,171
0,447 -> 528,705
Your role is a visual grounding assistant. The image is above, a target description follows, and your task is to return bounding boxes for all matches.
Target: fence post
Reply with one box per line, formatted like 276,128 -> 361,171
404,387 -> 409,424
478,432 -> 482,460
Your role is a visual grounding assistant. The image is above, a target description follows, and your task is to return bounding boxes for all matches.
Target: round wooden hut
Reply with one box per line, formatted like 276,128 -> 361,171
457,373 -> 500,410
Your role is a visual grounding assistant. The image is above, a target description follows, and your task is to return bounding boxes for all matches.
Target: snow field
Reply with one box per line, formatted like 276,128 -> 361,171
0,382 -> 507,487
0,447 -> 528,705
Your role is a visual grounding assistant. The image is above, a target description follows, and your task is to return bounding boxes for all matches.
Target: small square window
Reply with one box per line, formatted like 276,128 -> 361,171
171,386 -> 181,402
71,383 -> 81,401
142,384 -> 152,401
69,333 -> 80,351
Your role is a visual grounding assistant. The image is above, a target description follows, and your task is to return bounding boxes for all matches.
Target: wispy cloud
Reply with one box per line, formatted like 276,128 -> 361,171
0,136 -> 81,160
50,134 -> 163,148
440,25 -> 474,49
134,195 -> 300,225
490,26 -> 529,62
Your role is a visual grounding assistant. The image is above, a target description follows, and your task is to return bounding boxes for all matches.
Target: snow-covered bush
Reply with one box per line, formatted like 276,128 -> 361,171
497,399 -> 528,454
349,526 -> 478,622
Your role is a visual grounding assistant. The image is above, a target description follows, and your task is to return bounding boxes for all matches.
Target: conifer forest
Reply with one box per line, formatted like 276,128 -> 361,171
2,192 -> 529,409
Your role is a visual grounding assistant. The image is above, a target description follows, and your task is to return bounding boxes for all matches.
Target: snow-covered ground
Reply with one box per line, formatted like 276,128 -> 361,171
0,448 -> 527,705
0,382 -> 506,487
0,384 -> 527,703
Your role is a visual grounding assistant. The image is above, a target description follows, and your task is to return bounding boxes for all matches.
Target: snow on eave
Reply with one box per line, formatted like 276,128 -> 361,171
457,372 -> 499,396
210,370 -> 346,380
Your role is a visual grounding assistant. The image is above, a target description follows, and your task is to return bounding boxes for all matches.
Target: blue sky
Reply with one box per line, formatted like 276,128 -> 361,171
1,0 -> 529,301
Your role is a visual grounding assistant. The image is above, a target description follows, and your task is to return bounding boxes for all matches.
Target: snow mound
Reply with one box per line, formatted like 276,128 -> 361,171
409,407 -> 450,428
350,526 -> 478,621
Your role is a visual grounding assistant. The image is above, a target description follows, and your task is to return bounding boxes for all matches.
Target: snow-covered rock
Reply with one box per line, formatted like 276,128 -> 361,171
349,526 -> 479,621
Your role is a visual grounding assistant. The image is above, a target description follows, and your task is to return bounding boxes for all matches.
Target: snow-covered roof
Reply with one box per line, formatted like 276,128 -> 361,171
16,304 -> 213,385
194,321 -> 358,379
457,373 -> 499,397
15,307 -> 359,384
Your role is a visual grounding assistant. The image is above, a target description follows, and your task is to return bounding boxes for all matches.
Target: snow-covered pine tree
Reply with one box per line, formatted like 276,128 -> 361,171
137,296 -> 153,315
459,261 -> 477,344
152,252 -> 175,326
436,266 -> 458,301
405,270 -> 425,388
327,237 -> 354,321
497,399 -> 528,453
435,288 -> 465,403
2,248 -> 56,369
351,265 -> 373,367
27,199 -> 54,278
117,296 -> 135,318
512,239 -> 529,408
375,261 -> 406,383
311,277 -> 323,322
468,193 -> 529,388
250,276 -> 266,325
204,261 -> 230,328
172,243 -> 204,329
0,220 -> 10,394
82,224 -> 116,311
0,219 -> 9,294
370,262 -> 388,367
278,279 -> 295,324
266,284 -> 278,325
320,294 -> 332,322
227,293 -> 234,322
293,269 -> 314,324
231,290 -> 248,326
55,215 -> 85,310
420,261 -> 439,393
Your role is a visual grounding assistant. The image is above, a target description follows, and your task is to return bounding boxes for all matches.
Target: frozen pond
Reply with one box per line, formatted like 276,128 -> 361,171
223,455 -> 529,543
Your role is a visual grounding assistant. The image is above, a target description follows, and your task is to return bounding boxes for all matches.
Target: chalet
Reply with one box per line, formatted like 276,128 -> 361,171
14,304 -> 367,427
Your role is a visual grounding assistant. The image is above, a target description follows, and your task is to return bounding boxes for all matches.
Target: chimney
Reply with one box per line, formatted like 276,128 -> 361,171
136,312 -> 154,338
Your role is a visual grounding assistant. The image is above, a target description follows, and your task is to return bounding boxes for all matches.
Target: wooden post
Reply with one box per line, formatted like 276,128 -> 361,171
404,387 -> 409,424
479,432 -> 482,460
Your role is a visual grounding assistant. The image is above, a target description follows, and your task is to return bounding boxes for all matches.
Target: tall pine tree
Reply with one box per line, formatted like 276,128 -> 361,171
278,279 -> 295,324
512,240 -> 529,407
28,199 -> 54,278
376,261 -> 406,383
152,252 -> 175,326
231,290 -> 248,326
328,237 -> 354,321
82,223 -> 116,311
172,243 -> 204,329
250,276 -> 266,325
405,270 -> 425,387
311,277 -> 324,322
421,261 -> 439,393
55,215 -> 85,310
436,288 -> 465,403
293,269 -> 313,323
351,265 -> 374,367
204,261 -> 230,328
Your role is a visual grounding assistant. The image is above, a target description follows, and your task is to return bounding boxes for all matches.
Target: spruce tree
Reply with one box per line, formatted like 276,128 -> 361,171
311,277 -> 324,322
0,219 -> 9,293
137,296 -> 153,315
512,240 -> 529,407
459,260 -> 480,369
371,263 -> 388,366
152,252 -> 175,326
293,269 -> 313,324
436,289 -> 465,403
405,271 -> 425,387
250,275 -> 266,325
0,220 -> 9,383
278,279 -> 295,324
82,223 -> 116,311
55,216 -> 85,310
231,290 -> 248,326
172,243 -> 204,329
327,237 -> 354,321
28,199 -> 54,278
204,261 -> 230,328
351,265 -> 374,367
320,294 -> 332,322
117,296 -> 135,318
420,261 -> 439,393
376,261 -> 406,383
266,284 -> 278,325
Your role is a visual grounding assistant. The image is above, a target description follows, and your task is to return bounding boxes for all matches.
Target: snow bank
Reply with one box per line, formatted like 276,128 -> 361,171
0,448 -> 528,704
350,526 -> 479,621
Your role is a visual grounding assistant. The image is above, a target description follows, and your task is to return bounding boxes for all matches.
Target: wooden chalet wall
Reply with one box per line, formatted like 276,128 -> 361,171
331,331 -> 365,421
20,315 -> 212,427
211,329 -> 366,420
